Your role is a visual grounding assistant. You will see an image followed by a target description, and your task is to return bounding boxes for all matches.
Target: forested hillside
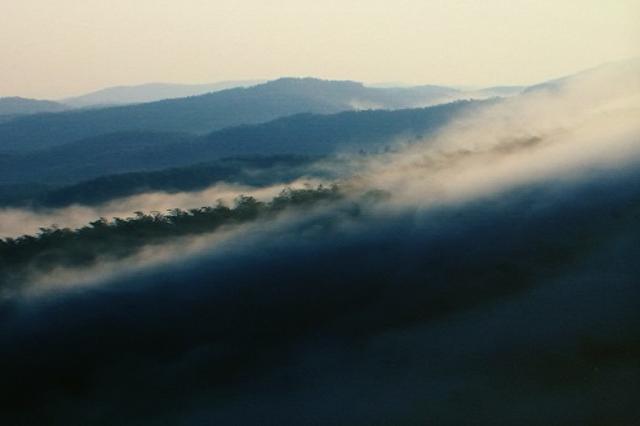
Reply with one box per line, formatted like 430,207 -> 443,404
0,156 -> 325,207
0,99 -> 483,186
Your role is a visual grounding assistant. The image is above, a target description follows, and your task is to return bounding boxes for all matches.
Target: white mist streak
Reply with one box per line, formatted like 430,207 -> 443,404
0,179 -> 326,238
361,60 -> 640,207
12,198 -> 344,299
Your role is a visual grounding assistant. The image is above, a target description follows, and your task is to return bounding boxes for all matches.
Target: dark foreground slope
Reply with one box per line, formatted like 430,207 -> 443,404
1,167 -> 638,425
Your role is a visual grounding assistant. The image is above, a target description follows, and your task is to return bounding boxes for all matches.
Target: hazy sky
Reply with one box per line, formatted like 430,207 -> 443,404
2,0 -> 639,99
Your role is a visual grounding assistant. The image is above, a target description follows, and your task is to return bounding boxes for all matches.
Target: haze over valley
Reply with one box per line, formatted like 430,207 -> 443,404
1,1 -> 639,425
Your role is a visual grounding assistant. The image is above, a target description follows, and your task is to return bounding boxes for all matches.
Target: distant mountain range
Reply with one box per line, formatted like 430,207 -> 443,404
0,78 -> 519,152
0,81 -> 263,121
0,99 -> 486,186
0,97 -> 68,118
2,61 -> 634,206
61,80 -> 265,108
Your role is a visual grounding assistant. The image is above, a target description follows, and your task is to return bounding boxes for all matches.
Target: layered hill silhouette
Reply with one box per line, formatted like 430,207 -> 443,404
0,97 -> 68,120
0,156 -> 325,207
61,80 -> 264,108
0,78 -> 464,152
0,100 -> 484,186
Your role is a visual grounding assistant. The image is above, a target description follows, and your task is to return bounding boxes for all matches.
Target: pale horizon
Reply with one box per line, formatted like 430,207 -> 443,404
2,0 -> 639,99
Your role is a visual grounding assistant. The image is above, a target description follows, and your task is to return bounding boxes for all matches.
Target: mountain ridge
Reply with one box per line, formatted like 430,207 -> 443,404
0,78 -> 465,153
0,96 -> 68,117
61,80 -> 265,107
0,99 -> 485,186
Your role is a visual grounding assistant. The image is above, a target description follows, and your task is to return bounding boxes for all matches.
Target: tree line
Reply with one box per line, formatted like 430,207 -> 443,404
0,185 -> 341,289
